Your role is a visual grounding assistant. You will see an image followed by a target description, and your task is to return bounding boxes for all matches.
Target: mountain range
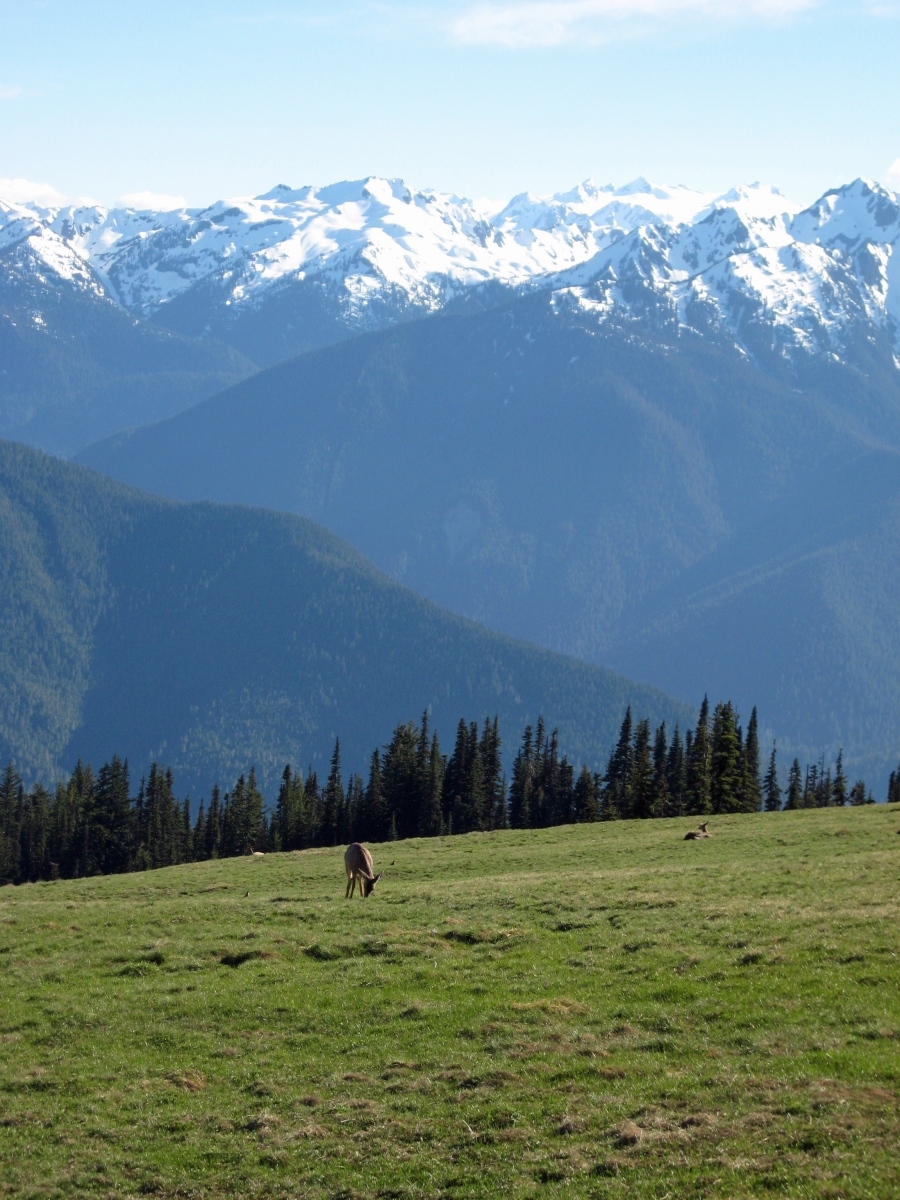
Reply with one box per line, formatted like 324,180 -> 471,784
3,169 -> 900,795
3,173 -> 898,453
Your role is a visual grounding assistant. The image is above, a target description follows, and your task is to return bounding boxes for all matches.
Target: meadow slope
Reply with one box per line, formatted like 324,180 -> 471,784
1,806 -> 898,1199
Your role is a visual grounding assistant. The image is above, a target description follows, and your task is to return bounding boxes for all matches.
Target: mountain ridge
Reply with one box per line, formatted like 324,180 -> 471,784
4,174 -> 897,376
0,437 -> 693,797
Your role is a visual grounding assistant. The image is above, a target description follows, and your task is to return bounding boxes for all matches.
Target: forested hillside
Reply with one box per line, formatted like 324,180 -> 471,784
78,296 -> 900,787
0,439 -> 691,796
0,242 -> 255,455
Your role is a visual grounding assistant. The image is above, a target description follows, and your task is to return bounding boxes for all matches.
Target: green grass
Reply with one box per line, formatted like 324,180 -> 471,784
1,806 -> 899,1199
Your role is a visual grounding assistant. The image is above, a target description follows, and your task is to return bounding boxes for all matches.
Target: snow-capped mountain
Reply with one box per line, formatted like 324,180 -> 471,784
552,179 -> 900,363
2,174 -> 898,369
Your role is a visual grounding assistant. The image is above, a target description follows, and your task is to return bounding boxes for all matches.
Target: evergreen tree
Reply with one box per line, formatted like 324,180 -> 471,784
361,750 -> 388,842
418,733 -> 444,837
710,701 -> 743,814
651,723 -> 670,818
686,697 -> 712,815
443,719 -> 485,834
629,719 -> 654,819
603,707 -> 633,820
763,745 -> 780,812
889,766 -> 900,805
508,725 -> 534,829
382,723 -> 420,839
832,750 -> 848,808
665,725 -> 686,816
784,758 -> 803,810
322,740 -> 345,845
93,756 -> 133,874
741,707 -> 762,812
275,765 -> 306,850
205,784 -> 222,858
572,765 -> 599,822
20,783 -> 51,882
0,762 -> 23,886
344,775 -> 363,842
192,800 -> 207,860
849,780 -> 874,806
479,717 -> 504,830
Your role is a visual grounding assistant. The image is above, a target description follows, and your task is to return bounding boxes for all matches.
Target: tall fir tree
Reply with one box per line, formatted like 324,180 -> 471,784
665,725 -> 686,817
710,701 -> 742,814
508,725 -> 534,830
629,719 -> 654,819
651,723 -> 670,818
686,697 -> 712,815
832,750 -> 848,808
784,758 -> 804,810
742,707 -> 762,812
322,740 -> 345,846
763,745 -> 781,812
603,707 -> 633,820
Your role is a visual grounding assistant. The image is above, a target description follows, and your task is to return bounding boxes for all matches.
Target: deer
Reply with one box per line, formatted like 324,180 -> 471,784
344,842 -> 383,898
684,821 -> 711,840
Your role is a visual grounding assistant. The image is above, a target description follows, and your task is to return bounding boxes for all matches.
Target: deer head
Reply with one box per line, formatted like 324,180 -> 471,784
362,872 -> 383,897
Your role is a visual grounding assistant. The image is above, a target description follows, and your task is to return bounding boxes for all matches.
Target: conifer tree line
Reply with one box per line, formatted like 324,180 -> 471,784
0,700 -> 894,886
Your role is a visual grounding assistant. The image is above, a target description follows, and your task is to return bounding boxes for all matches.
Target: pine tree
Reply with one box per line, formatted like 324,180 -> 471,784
382,723 -> 420,839
889,766 -> 900,805
710,701 -> 742,813
651,723 -> 670,818
418,733 -> 444,837
629,719 -> 654,819
665,725 -> 686,816
784,759 -> 803,810
345,775 -> 363,842
275,765 -> 305,850
741,707 -> 762,812
192,801 -> 207,860
20,784 -> 50,882
93,756 -> 133,874
0,762 -> 23,886
686,697 -> 712,815
849,780 -> 874,806
361,750 -> 388,842
572,765 -> 599,822
206,784 -> 222,858
509,725 -> 534,829
480,717 -> 504,830
763,745 -> 780,812
832,750 -> 848,808
603,707 -> 633,820
442,719 -> 485,834
322,739 -> 345,846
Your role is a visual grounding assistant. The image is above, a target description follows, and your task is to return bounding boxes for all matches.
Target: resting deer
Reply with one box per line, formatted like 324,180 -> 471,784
344,842 -> 383,898
684,821 -> 711,840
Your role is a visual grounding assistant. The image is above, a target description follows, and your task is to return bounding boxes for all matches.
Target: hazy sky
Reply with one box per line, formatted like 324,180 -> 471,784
1,0 -> 898,208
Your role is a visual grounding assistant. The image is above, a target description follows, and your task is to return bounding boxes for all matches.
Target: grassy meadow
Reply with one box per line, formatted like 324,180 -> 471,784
1,805 -> 899,1199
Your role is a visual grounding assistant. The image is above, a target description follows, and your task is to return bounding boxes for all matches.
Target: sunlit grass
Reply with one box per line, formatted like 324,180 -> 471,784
1,805 -> 899,1198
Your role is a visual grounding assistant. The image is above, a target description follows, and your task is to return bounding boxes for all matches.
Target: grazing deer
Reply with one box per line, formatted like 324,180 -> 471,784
684,821 -> 711,840
344,842 -> 382,898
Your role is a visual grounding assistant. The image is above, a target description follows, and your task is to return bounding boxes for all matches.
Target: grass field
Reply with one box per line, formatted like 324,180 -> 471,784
1,806 -> 899,1199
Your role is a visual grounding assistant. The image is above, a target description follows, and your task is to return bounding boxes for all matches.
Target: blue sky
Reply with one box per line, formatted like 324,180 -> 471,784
0,0 -> 898,207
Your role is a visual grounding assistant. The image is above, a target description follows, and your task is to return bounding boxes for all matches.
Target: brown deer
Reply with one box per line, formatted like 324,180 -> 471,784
684,821 -> 711,840
344,842 -> 383,898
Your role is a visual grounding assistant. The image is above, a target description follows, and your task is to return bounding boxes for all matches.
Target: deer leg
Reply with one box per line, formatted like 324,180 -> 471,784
345,873 -> 352,899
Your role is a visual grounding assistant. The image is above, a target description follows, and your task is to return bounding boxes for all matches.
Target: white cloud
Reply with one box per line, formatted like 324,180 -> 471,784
451,0 -> 818,46
0,177 -> 81,207
115,191 -> 187,211
887,158 -> 900,185
0,85 -> 23,100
